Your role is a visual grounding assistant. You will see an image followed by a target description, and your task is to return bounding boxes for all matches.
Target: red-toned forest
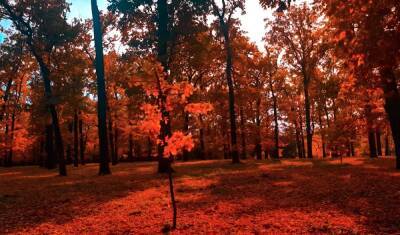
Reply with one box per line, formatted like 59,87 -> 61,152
0,0 -> 399,234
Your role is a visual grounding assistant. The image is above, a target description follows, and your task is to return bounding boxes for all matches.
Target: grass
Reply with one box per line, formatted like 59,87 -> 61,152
0,157 -> 399,234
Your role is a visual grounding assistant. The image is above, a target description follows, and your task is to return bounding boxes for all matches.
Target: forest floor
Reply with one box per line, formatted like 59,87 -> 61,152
0,157 -> 400,234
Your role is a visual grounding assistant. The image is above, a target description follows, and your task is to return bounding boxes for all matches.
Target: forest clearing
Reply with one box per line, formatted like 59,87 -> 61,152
1,157 -> 399,234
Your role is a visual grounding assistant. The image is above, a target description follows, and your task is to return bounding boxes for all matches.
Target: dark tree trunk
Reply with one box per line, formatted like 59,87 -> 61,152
376,129 -> 382,156
239,108 -> 247,159
198,115 -> 206,160
350,142 -> 355,157
385,134 -> 390,156
272,94 -> 279,159
182,112 -> 190,161
368,130 -> 378,158
299,112 -> 306,158
128,133 -> 134,161
147,137 -> 153,159
365,104 -> 377,158
168,167 -> 177,229
108,116 -> 116,165
221,23 -> 239,164
91,0 -> 111,175
304,83 -> 313,159
73,110 -> 79,167
294,119 -> 302,158
381,68 -> 400,169
114,124 -> 119,164
255,97 -> 262,160
318,109 -> 327,158
79,115 -> 85,165
156,0 -> 172,173
45,125 -> 56,169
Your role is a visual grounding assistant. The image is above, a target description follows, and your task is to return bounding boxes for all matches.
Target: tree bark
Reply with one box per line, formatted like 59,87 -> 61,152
381,68 -> 400,169
239,107 -> 247,159
45,125 -> 56,169
255,97 -> 262,160
156,0 -> 172,173
221,22 -> 239,164
128,133 -> 133,161
91,0 -> 111,175
376,129 -> 382,156
73,109 -> 79,167
79,115 -> 85,165
304,82 -> 313,159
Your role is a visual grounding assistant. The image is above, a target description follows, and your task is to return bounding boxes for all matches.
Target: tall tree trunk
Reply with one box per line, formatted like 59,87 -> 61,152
198,115 -> 206,160
318,109 -> 327,158
79,115 -> 85,165
108,115 -> 116,165
304,82 -> 313,159
299,111 -> 306,158
365,104 -> 377,158
221,23 -> 239,164
73,110 -> 79,167
368,130 -> 378,158
376,129 -> 382,156
239,107 -> 246,159
271,93 -> 279,159
91,0 -> 110,175
255,97 -> 262,160
182,112 -> 190,161
381,68 -> 400,169
156,0 -> 172,173
45,125 -> 56,169
147,137 -> 153,159
114,124 -> 119,164
128,133 -> 134,161
295,119 -> 303,158
385,134 -> 390,156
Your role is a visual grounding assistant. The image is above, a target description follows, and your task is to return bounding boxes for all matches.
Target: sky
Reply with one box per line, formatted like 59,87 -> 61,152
1,0 -> 270,49
67,0 -> 270,49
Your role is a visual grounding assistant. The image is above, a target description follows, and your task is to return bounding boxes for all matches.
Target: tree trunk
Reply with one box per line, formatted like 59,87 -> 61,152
318,109 -> 327,158
381,68 -> 400,169
91,0 -> 111,175
255,97 -> 262,160
128,133 -> 134,161
368,130 -> 378,158
156,0 -> 172,173
385,134 -> 390,156
299,112 -> 306,158
365,104 -> 377,158
222,23 -> 239,164
304,83 -> 313,159
73,109 -> 79,167
79,115 -> 85,165
239,107 -> 246,159
198,115 -> 206,160
114,124 -> 119,164
182,112 -> 190,161
376,129 -> 382,156
45,125 -> 56,169
168,167 -> 177,229
108,115 -> 116,165
272,93 -> 279,159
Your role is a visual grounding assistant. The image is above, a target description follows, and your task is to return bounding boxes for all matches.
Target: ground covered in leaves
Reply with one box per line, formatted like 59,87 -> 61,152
0,157 -> 399,234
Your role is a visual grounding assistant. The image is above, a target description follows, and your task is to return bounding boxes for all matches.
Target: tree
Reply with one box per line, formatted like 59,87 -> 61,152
0,0 -> 79,175
266,4 -> 328,158
91,0 -> 111,175
319,0 -> 400,168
